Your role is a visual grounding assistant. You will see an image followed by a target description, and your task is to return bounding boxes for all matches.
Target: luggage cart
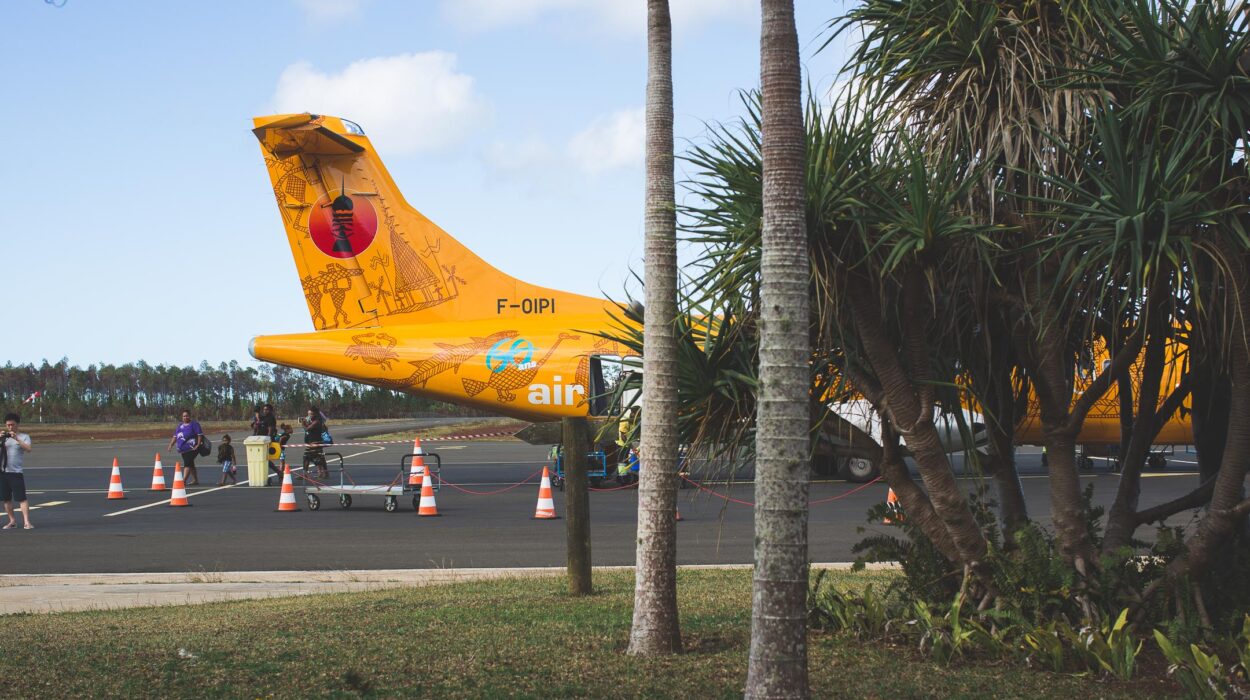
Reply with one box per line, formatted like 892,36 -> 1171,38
302,451 -> 440,513
553,450 -> 607,491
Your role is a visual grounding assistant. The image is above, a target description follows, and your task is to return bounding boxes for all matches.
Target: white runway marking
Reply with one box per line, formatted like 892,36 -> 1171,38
339,447 -> 385,460
102,480 -> 251,517
29,500 -> 68,510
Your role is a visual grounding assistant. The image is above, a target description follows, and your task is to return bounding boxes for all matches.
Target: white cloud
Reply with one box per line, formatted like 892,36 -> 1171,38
292,0 -> 368,22
483,107 -> 644,180
566,108 -> 644,174
270,53 -> 491,155
484,136 -> 557,175
443,0 -> 754,34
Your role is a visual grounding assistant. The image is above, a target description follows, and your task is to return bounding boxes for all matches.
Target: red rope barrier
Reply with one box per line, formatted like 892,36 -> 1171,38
809,476 -> 884,504
589,481 -> 639,492
678,475 -> 755,506
437,469 -> 544,496
285,430 -> 518,449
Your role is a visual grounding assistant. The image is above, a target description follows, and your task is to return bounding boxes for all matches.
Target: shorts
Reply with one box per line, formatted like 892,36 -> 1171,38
221,460 -> 236,474
1,472 -> 27,503
180,450 -> 198,468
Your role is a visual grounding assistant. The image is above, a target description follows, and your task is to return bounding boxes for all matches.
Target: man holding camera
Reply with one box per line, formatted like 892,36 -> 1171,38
1,412 -> 34,530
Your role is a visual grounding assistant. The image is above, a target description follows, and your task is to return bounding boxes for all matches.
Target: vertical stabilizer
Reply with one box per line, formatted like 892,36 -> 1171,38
253,113 -> 606,331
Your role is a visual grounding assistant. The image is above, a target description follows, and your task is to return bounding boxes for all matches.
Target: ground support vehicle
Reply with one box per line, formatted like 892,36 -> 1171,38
553,451 -> 607,490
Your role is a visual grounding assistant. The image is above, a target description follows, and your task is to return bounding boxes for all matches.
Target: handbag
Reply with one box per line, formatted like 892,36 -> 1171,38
198,437 -> 212,457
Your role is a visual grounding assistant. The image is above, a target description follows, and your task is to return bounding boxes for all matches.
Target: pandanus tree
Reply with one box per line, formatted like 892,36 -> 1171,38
832,0 -> 1250,604
1067,0 -> 1250,587
685,94 -> 1003,590
833,0 -> 1115,570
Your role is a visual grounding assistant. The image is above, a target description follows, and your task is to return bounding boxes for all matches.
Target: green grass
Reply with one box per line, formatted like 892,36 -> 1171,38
0,570 -> 1174,698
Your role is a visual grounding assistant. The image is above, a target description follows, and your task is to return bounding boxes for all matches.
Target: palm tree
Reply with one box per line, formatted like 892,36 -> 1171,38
745,1 -> 811,697
627,0 -> 682,656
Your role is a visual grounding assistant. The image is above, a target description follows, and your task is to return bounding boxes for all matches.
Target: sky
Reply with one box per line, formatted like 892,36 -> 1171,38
4,0 -> 850,368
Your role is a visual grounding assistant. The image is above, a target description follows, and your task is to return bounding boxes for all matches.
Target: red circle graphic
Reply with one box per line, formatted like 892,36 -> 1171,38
308,192 -> 378,259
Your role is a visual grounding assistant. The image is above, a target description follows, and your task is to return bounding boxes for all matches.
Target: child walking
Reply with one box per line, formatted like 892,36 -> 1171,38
217,434 -> 237,486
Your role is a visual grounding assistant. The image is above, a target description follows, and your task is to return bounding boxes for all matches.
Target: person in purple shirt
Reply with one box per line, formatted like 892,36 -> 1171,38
167,409 -> 205,486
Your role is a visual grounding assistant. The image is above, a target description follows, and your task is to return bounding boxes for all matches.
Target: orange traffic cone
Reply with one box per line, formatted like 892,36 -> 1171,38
107,458 -> 126,500
150,453 -> 167,491
169,464 -> 191,507
417,470 -> 440,516
883,488 -> 902,524
533,466 -> 559,519
276,463 -> 300,512
675,505 -> 683,522
407,437 -> 427,487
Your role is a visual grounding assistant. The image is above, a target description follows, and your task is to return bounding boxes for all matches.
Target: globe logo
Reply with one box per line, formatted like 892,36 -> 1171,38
485,338 -> 535,373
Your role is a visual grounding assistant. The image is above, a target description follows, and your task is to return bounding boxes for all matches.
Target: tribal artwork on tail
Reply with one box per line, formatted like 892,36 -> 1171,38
463,333 -> 580,403
344,332 -> 400,370
377,331 -> 520,390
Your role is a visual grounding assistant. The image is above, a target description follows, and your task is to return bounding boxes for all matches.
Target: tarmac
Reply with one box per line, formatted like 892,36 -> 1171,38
0,563 -> 899,615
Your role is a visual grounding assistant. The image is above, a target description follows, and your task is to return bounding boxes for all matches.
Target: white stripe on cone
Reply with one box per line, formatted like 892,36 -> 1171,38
276,464 -> 300,512
408,438 -> 427,486
107,460 -> 126,500
169,466 -> 191,507
533,466 -> 558,519
417,470 -> 439,516
150,454 -> 166,491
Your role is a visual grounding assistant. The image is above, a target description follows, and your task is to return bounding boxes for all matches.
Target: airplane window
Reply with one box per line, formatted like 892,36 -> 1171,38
342,119 -> 365,136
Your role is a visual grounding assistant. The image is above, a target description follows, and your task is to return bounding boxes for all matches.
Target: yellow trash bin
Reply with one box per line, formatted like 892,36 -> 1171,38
243,436 -> 271,487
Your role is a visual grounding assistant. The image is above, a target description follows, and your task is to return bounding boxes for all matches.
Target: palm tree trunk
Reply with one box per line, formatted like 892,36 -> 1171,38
745,1 -> 811,697
627,0 -> 681,656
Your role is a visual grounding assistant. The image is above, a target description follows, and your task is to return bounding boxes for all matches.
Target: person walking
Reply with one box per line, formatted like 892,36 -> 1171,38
168,409 -> 205,486
299,406 -> 331,479
252,404 -> 277,439
217,434 -> 237,486
1,412 -> 34,530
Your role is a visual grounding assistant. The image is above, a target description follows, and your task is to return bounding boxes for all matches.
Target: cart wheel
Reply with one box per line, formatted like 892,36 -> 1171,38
339,494 -> 352,509
307,494 -> 320,511
385,496 -> 398,512
1147,454 -> 1167,470
413,494 -> 421,512
589,476 -> 603,489
554,476 -> 564,492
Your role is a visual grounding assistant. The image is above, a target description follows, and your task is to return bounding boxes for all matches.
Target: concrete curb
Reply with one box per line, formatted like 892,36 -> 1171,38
0,563 -> 899,616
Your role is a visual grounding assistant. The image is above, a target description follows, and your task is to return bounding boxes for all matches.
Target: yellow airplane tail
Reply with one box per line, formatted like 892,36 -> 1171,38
253,113 -> 605,331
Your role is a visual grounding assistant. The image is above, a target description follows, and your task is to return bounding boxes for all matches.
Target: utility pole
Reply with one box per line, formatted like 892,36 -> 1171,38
563,417 -> 592,595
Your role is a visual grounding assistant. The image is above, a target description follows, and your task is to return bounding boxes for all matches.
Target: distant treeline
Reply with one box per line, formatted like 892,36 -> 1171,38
0,359 -> 479,422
